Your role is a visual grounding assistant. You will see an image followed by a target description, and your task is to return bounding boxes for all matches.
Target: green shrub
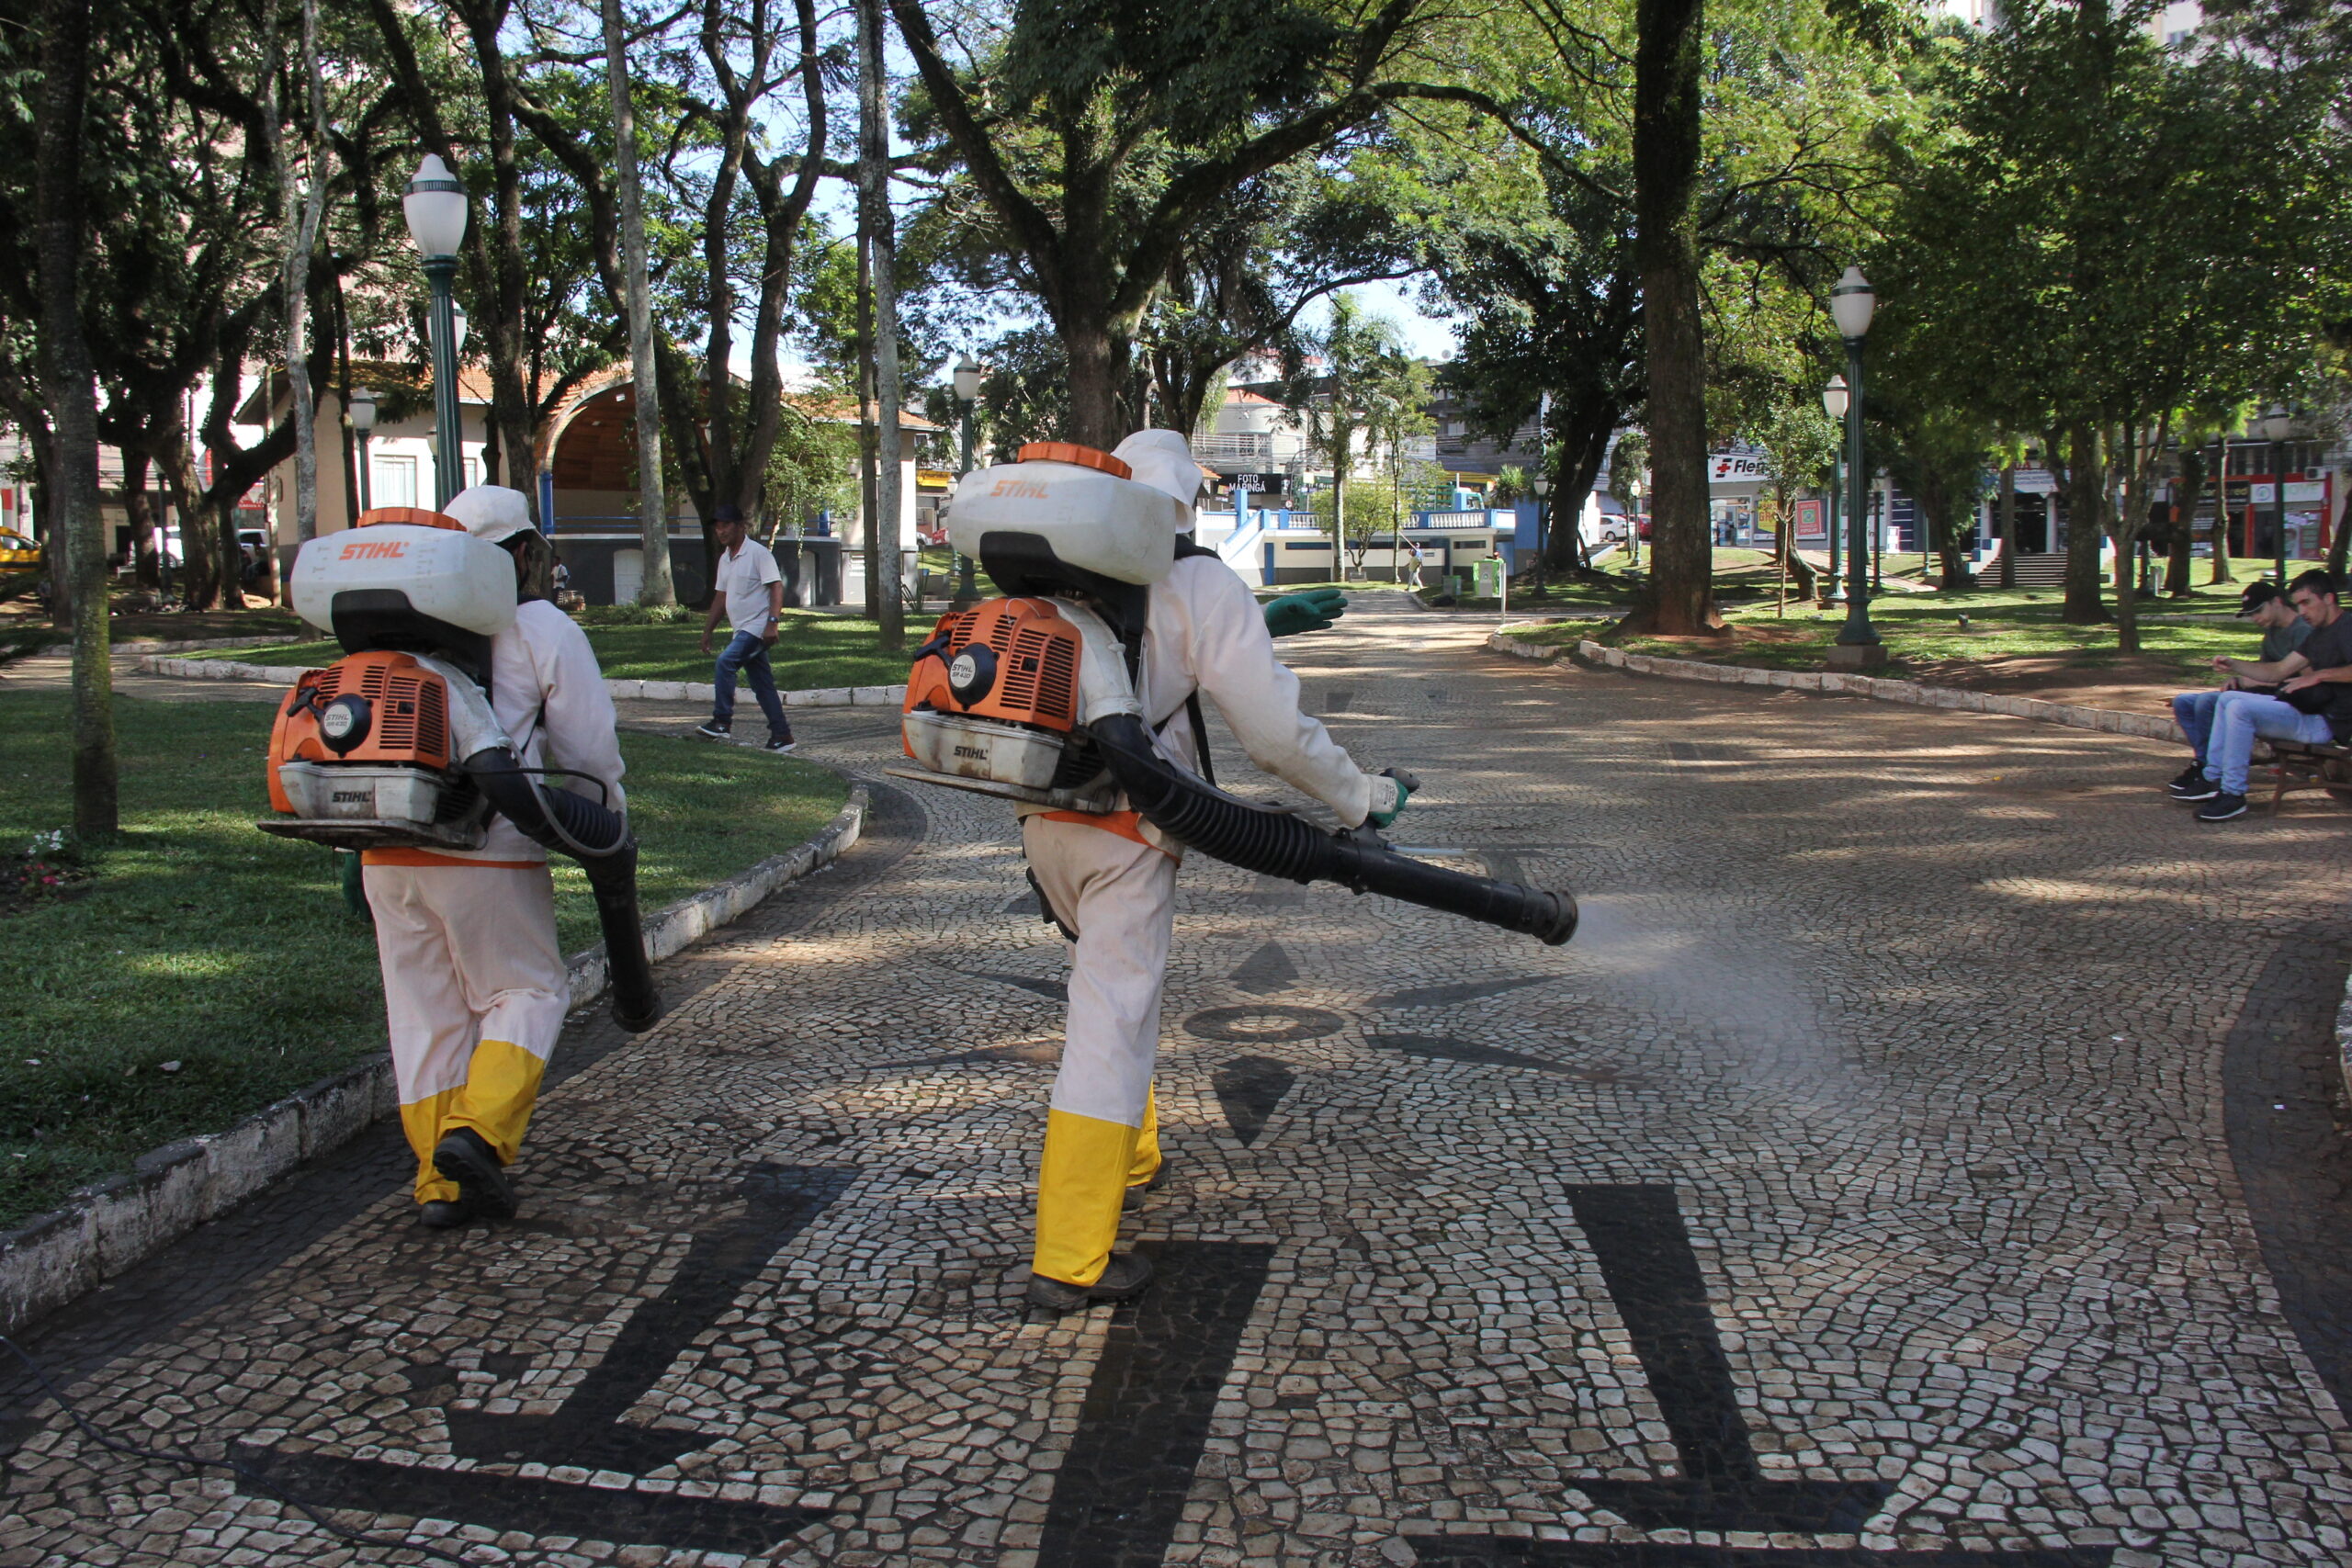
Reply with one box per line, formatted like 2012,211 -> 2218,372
576,602 -> 699,627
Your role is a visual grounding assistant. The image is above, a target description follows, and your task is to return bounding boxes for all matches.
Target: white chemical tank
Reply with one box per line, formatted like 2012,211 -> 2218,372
289,514 -> 519,639
945,442 -> 1189,588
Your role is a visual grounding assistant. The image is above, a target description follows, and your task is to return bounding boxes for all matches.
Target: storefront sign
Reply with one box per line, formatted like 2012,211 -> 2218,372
1792,498 -> 1826,541
1708,450 -> 1770,485
2011,468 -> 2056,495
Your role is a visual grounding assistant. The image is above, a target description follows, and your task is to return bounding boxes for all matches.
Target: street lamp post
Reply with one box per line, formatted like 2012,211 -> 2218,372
1821,374 -> 1848,604
2262,404 -> 2291,584
1830,266 -> 1880,652
1625,473 -> 1643,569
951,355 -> 983,607
349,387 -> 378,513
404,154 -> 469,507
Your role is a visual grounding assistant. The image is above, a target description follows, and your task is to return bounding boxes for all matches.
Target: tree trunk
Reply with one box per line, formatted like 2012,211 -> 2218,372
1064,320 -> 1123,450
1938,538 -> 1972,591
1631,0 -> 1712,634
859,0 -> 904,650
1545,393 -> 1620,575
2112,446 -> 2143,652
335,278 -> 362,527
2208,437 -> 2233,584
124,453 -> 161,592
1995,462 -> 2017,589
855,225 -> 880,620
604,0 -> 673,604
36,0 -> 115,833
455,0 -> 540,513
2060,423 -> 2109,624
2166,447 -> 2203,596
276,0 -> 333,547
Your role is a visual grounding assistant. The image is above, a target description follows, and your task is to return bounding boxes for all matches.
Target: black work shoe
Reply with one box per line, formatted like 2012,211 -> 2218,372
763,736 -> 797,753
1025,1252 -> 1156,1314
416,1199 -> 478,1230
432,1128 -> 517,1220
1121,1163 -> 1170,1212
695,720 -> 731,739
2195,792 -> 2249,821
2171,776 -> 2222,801
2166,764 -> 2210,796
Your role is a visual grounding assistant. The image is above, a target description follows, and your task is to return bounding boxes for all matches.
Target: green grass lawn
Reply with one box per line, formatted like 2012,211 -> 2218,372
0,691 -> 845,1228
1503,578 -> 2257,687
187,607 -> 913,689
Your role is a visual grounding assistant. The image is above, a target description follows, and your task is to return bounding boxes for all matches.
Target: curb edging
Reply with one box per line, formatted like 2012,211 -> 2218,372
1487,630 -> 2187,746
0,783 -> 866,1337
139,654 -> 906,710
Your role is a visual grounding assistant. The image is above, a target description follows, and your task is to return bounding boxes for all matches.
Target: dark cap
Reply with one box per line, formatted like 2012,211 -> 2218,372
713,502 -> 745,525
2238,580 -> 2285,616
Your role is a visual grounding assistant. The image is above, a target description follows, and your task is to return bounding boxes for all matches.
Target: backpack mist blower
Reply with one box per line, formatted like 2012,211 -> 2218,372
256,505 -> 662,1030
887,443 -> 1577,946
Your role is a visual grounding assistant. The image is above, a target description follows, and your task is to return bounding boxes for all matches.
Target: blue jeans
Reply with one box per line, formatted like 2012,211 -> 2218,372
2172,690 -> 2224,766
713,629 -> 791,740
2206,691 -> 2333,795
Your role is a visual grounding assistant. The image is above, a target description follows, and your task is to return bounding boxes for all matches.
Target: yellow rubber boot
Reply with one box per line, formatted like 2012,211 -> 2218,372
400,1089 -> 463,1204
1034,1109 -> 1140,1287
444,1039 -> 546,1164
1128,1084 -> 1161,1189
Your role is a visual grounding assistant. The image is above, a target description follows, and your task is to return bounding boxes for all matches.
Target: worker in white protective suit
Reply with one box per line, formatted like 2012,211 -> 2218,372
361,485 -> 628,1229
1019,430 -> 1414,1313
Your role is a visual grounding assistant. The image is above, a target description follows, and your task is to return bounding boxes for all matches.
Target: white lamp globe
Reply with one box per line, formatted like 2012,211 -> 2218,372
1829,265 -> 1876,341
2261,405 -> 2291,443
953,356 -> 983,402
403,154 -> 469,259
348,386 -> 377,433
1823,374 -> 1849,419
450,300 -> 469,355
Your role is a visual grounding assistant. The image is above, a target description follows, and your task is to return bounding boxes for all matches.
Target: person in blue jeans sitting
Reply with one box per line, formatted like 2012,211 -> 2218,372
2170,570 -> 2352,820
695,503 -> 797,753
2168,580 -> 2310,789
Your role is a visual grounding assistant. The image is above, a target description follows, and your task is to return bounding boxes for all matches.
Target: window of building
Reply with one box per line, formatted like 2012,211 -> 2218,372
372,454 -> 418,508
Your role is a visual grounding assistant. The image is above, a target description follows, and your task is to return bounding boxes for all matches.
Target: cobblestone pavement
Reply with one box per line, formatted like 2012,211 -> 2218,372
6,597 -> 2352,1568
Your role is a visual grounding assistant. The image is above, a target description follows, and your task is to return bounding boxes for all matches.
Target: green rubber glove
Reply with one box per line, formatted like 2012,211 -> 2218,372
1366,768 -> 1418,829
1263,587 -> 1348,638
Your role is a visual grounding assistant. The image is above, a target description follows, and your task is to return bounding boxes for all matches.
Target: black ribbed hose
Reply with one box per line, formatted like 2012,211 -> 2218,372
1090,715 -> 1577,945
464,748 -> 664,1031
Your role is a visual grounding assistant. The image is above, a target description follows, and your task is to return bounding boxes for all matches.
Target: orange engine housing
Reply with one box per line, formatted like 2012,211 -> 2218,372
902,597 -> 1085,749
266,649 -> 458,812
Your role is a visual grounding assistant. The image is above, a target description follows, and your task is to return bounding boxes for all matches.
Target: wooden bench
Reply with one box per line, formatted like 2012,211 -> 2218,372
2256,739 -> 2352,814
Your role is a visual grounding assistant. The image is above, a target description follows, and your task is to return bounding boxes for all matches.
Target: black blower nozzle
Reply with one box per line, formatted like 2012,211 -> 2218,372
464,748 -> 664,1030
1089,715 -> 1577,945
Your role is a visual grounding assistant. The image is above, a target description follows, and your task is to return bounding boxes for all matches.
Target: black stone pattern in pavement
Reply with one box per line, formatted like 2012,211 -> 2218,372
3,600 -> 2351,1568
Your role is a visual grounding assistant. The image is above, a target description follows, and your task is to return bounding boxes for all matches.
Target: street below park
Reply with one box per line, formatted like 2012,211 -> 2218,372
4,594 -> 2350,1568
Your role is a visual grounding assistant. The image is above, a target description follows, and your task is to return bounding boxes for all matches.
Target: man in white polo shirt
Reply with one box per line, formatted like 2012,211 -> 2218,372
695,502 -> 797,752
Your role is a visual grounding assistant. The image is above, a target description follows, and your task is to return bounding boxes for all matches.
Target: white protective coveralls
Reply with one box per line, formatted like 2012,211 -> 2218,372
358,487 -> 627,1206
1020,430 -> 1385,1287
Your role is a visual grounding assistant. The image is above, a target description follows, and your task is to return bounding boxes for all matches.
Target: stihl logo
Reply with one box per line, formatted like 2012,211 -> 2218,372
340,539 -> 408,559
953,745 -> 988,759
990,479 -> 1051,500
332,790 -> 373,803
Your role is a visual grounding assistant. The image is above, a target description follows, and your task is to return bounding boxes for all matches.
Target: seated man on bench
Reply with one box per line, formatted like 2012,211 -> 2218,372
2171,569 -> 2352,821
2167,580 -> 2311,795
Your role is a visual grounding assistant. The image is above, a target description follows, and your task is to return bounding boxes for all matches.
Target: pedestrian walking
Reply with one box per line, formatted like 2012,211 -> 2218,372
696,502 -> 797,752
